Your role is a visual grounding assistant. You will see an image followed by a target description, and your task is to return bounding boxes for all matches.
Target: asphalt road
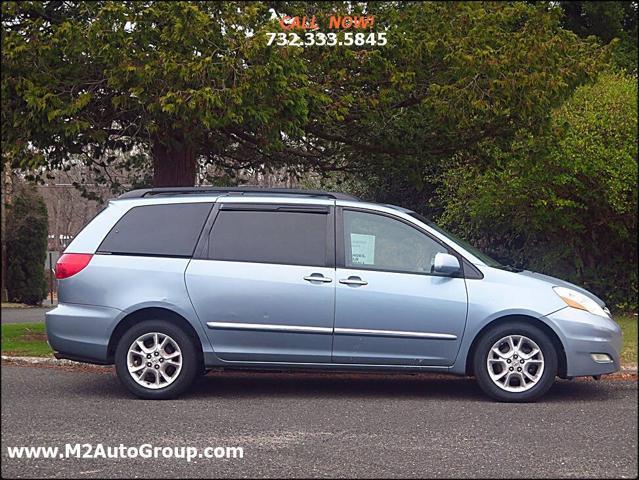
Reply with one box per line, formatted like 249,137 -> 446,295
1,365 -> 637,478
0,306 -> 54,324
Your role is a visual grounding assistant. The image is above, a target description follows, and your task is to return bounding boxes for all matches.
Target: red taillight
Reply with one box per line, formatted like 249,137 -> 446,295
55,253 -> 93,279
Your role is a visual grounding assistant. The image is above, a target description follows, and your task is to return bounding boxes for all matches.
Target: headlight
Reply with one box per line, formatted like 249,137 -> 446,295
553,286 -> 610,318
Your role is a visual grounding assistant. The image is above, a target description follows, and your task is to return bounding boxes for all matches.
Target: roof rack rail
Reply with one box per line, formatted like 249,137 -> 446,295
117,186 -> 360,201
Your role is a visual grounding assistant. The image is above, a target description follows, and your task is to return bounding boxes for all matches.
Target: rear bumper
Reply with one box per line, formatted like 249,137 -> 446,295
45,303 -> 122,364
545,308 -> 623,377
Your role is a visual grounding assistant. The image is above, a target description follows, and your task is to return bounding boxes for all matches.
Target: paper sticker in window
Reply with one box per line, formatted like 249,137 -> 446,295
350,233 -> 375,265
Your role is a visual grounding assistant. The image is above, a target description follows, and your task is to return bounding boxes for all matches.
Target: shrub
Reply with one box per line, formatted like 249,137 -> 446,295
439,72 -> 638,310
6,184 -> 48,305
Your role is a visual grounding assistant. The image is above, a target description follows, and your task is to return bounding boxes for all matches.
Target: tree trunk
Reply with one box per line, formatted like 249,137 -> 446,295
151,135 -> 197,187
1,164 -> 13,302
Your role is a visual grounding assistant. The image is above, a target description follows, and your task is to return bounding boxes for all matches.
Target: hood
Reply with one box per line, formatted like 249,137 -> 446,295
517,270 -> 606,307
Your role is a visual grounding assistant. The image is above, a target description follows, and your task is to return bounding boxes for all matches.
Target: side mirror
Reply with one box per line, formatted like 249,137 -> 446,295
433,252 -> 461,275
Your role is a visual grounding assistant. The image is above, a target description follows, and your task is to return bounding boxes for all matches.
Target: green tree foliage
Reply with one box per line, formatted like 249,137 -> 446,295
285,2 -> 608,201
290,1 -> 610,213
6,184 -> 48,305
2,1 -> 606,187
1,1 -> 311,186
439,73 -> 638,309
555,1 -> 638,73
4,1 -> 634,306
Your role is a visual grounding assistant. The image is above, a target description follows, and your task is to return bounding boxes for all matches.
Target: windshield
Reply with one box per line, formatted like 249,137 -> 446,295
407,212 -> 505,268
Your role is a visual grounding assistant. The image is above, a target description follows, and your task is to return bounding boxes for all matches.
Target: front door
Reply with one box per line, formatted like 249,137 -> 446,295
185,202 -> 335,363
332,208 -> 468,366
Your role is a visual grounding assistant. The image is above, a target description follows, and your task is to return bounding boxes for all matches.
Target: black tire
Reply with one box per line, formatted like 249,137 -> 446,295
115,319 -> 199,399
473,321 -> 558,402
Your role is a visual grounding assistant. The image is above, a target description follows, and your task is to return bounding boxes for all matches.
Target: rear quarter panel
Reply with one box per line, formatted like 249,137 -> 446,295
56,255 -> 214,356
58,198 -> 220,359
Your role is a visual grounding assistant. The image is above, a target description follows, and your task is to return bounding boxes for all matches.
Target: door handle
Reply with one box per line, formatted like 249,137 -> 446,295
339,276 -> 368,286
303,274 -> 333,283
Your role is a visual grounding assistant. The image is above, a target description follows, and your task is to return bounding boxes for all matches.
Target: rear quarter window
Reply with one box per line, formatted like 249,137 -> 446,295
98,203 -> 213,257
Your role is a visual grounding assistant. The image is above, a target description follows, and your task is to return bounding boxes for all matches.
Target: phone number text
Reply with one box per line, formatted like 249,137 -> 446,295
266,32 -> 387,47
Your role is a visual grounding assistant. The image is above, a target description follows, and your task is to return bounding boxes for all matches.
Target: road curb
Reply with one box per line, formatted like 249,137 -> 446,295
2,355 -> 636,374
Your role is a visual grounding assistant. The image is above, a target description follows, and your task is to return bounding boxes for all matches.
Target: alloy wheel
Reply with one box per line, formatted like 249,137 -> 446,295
127,332 -> 183,389
486,334 -> 545,392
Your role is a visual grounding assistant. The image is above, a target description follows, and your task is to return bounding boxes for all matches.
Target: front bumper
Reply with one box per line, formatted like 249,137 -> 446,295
545,307 -> 623,377
45,303 -> 122,364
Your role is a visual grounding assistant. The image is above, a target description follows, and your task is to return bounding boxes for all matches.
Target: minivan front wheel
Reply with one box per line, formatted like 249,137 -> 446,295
473,322 -> 558,402
115,320 -> 198,399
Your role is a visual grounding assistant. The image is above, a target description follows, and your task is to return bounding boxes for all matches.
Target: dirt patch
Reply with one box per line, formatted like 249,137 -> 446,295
576,371 -> 638,382
21,333 -> 48,342
1,358 -> 114,374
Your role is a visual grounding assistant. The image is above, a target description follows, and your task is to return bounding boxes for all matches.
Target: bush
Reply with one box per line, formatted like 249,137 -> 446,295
439,72 -> 638,310
6,184 -> 48,305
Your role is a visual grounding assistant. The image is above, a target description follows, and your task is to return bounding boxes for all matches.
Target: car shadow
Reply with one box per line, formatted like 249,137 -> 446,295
181,370 -> 623,403
190,371 -> 487,401
70,368 -> 626,403
543,377 -> 631,402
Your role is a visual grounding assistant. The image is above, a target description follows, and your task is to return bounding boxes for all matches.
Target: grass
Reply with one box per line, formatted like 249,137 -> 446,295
616,314 -> 638,364
1,322 -> 52,357
0,316 -> 637,363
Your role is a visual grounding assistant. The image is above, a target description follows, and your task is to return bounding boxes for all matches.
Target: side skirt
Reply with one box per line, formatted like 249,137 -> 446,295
203,353 -> 455,375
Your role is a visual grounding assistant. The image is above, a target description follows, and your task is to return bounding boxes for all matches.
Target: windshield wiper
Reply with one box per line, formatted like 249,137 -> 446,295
495,264 -> 524,273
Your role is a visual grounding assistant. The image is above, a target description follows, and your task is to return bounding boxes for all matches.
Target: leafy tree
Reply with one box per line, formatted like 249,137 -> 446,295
6,184 -> 48,305
295,2 -> 608,199
439,72 -> 638,309
555,1 -> 638,73
2,1 -> 606,188
2,1 -> 311,186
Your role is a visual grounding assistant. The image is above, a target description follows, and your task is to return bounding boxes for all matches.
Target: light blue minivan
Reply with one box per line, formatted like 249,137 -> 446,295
45,187 -> 622,401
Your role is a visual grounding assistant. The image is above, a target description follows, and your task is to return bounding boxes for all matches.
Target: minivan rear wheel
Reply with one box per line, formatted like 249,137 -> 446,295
115,320 -> 198,399
473,322 -> 558,402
